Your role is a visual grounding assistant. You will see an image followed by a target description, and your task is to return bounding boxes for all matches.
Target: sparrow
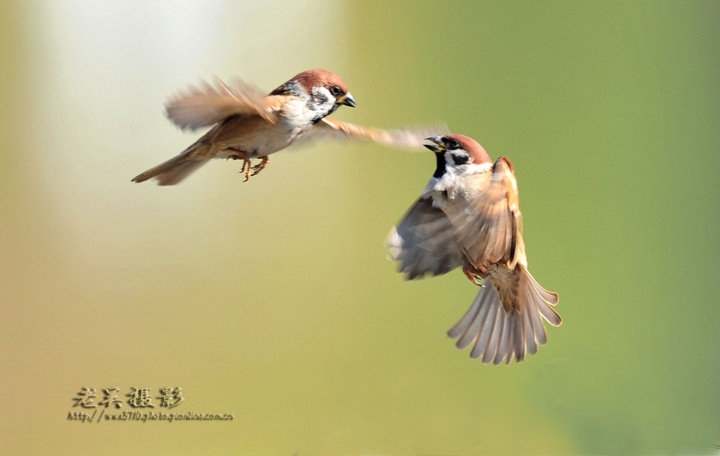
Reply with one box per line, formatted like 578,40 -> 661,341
387,134 -> 561,365
132,69 -> 440,185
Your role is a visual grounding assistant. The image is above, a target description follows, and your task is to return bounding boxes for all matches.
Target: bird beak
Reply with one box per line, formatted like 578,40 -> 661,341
424,136 -> 444,153
337,92 -> 357,108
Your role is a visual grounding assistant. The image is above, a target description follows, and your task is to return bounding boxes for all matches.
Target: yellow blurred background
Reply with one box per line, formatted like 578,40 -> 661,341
1,1 -> 718,454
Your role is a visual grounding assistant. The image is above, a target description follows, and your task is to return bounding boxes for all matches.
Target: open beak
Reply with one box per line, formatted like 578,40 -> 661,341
423,136 -> 444,153
338,92 -> 357,108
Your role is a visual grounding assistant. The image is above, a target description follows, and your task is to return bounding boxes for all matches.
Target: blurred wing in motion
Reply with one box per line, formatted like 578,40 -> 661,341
387,197 -> 464,279
165,77 -> 278,130
306,117 -> 448,149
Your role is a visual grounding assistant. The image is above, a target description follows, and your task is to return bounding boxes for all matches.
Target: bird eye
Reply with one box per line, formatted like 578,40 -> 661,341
329,85 -> 343,96
445,138 -> 460,149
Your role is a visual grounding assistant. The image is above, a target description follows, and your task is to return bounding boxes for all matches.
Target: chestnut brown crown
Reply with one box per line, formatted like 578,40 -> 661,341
271,69 -> 355,107
291,69 -> 349,94
440,134 -> 492,165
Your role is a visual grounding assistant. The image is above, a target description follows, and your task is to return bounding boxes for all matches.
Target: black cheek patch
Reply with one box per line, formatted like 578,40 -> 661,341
314,93 -> 328,105
451,154 -> 469,165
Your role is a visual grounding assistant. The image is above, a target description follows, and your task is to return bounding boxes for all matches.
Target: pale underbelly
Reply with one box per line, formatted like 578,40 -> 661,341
215,130 -> 306,158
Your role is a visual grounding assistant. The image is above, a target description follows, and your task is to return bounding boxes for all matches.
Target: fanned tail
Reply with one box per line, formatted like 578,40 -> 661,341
447,265 -> 560,365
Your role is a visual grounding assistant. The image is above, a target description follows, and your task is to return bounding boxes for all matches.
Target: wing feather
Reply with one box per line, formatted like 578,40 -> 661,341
308,117 -> 447,149
444,157 -> 524,270
387,197 -> 464,280
165,77 -> 277,130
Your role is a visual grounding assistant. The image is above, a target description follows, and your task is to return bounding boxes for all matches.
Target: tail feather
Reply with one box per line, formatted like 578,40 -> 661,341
468,290 -> 499,358
481,304 -> 505,364
447,265 -> 561,365
522,300 -> 539,355
451,283 -> 493,348
521,268 -> 561,327
132,141 -> 211,185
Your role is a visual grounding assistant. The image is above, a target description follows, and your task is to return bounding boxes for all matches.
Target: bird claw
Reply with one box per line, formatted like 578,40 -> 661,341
228,151 -> 268,181
237,157 -> 253,182
227,151 -> 253,181
250,157 -> 269,177
462,264 -> 484,286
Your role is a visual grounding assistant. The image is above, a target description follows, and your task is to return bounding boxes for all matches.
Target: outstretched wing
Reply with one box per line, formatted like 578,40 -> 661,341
443,157 -> 525,270
387,197 -> 464,279
306,117 -> 447,149
165,77 -> 280,130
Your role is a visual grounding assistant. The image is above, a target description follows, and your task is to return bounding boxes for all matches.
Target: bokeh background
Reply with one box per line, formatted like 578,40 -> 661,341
2,1 -> 719,454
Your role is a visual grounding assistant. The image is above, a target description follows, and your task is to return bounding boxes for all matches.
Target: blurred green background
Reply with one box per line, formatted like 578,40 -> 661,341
1,1 -> 718,454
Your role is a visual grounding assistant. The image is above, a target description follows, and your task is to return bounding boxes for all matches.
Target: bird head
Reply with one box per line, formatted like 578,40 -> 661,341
424,134 -> 491,178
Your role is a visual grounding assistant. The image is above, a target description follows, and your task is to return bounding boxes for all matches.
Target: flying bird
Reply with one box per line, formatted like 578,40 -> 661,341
132,69 -> 440,185
387,134 -> 561,365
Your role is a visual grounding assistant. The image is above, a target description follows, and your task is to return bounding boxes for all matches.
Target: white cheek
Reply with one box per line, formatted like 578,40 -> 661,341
445,151 -> 456,165
421,162 -> 492,202
311,86 -> 335,111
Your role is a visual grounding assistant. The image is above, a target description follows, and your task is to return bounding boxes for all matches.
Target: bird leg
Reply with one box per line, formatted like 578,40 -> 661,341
227,148 -> 254,182
250,156 -> 269,177
462,264 -> 485,286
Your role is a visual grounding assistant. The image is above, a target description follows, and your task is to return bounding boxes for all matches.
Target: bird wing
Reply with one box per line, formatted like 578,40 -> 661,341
386,196 -> 465,279
165,77 -> 280,130
443,156 -> 525,270
305,117 -> 447,149
440,157 -> 560,365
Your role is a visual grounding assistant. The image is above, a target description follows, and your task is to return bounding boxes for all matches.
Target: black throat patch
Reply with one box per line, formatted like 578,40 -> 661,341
311,102 -> 338,124
433,152 -> 446,178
